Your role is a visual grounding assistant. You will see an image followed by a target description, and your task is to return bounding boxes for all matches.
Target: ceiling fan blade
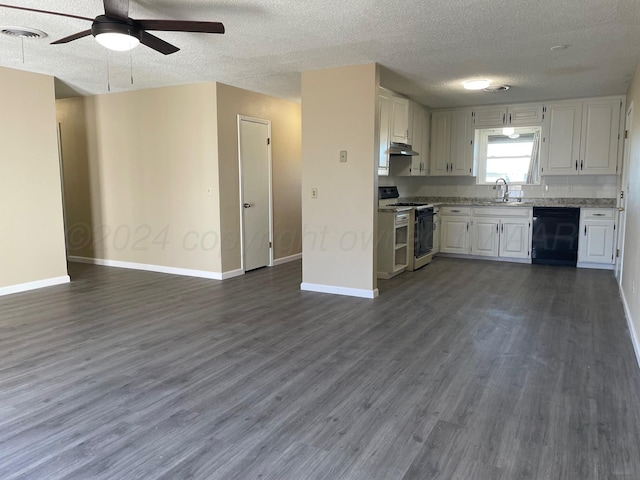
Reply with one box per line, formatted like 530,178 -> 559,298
51,29 -> 93,44
140,31 -> 179,55
103,0 -> 129,20
136,20 -> 225,34
0,3 -> 92,22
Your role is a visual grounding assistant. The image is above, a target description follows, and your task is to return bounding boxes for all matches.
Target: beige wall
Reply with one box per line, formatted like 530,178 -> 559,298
57,83 -> 223,273
215,83 -> 302,271
0,67 -> 68,288
301,64 -> 378,295
57,98 -> 95,259
622,63 -> 640,353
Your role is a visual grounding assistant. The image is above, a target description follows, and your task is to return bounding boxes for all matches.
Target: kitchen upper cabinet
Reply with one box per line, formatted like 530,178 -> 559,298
473,104 -> 543,128
430,110 -> 474,176
388,103 -> 430,177
578,209 -> 616,268
377,92 -> 393,176
542,97 -> 622,176
390,96 -> 410,144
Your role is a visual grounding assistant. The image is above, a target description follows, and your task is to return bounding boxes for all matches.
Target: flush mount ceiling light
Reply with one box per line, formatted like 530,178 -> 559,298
0,26 -> 47,39
550,45 -> 569,51
463,79 -> 491,90
502,127 -> 515,136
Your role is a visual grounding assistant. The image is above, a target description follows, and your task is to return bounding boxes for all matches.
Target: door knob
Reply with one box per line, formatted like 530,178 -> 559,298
243,203 -> 251,208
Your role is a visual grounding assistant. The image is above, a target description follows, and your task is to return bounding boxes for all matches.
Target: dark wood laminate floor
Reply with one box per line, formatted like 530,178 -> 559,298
1,258 -> 639,479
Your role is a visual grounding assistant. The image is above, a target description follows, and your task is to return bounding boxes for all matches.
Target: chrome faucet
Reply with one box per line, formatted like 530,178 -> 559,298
494,178 -> 509,202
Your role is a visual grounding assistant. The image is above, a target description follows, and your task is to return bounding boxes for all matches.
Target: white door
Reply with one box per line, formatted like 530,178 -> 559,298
441,216 -> 470,254
239,117 -> 272,271
471,219 -> 499,257
616,104 -> 632,281
499,219 -> 530,259
579,221 -> 615,264
543,102 -> 582,175
430,111 -> 451,176
580,98 -> 621,174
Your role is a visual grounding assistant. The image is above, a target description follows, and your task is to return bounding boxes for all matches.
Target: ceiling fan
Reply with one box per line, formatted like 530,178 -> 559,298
0,0 -> 225,55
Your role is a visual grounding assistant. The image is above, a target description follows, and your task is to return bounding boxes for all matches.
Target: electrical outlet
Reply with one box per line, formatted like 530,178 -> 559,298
311,188 -> 318,199
207,187 -> 213,196
340,150 -> 347,163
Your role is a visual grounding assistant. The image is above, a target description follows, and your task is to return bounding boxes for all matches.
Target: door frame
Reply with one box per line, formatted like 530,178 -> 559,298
616,101 -> 632,283
237,114 -> 274,271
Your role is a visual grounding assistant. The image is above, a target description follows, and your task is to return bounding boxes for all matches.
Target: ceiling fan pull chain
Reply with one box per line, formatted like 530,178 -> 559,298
129,48 -> 134,85
106,50 -> 111,92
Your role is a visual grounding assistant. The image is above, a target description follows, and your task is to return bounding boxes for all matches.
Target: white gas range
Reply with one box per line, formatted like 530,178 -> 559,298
378,186 -> 434,271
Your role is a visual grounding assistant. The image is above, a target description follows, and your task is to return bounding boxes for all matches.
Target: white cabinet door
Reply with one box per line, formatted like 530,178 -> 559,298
542,102 -> 583,175
499,218 -> 531,259
377,93 -> 392,176
580,98 -> 621,175
508,104 -> 543,125
416,108 -> 430,176
441,216 -> 470,254
430,111 -> 451,176
471,218 -> 499,257
450,110 -> 474,176
390,96 -> 410,143
410,103 -> 423,174
473,107 -> 507,127
578,221 -> 615,264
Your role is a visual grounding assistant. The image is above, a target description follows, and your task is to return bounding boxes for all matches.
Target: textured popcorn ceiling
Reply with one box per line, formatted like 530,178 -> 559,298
0,0 -> 639,107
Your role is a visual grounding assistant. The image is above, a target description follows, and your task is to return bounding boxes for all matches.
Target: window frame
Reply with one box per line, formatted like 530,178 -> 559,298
474,126 -> 542,186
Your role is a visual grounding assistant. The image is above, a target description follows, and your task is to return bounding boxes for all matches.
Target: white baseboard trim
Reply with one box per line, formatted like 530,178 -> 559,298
271,253 -> 302,266
437,253 -> 531,264
300,282 -> 379,299
67,256 -> 241,281
0,275 -> 70,297
577,262 -> 614,270
620,285 -> 640,371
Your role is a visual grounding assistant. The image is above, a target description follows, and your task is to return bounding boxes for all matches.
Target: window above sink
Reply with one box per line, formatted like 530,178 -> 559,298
474,126 -> 542,185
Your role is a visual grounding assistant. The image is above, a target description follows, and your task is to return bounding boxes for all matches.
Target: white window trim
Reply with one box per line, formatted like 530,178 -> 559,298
475,126 -> 541,185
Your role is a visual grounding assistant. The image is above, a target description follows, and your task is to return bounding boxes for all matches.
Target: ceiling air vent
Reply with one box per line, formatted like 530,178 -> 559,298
0,27 -> 48,39
483,85 -> 511,93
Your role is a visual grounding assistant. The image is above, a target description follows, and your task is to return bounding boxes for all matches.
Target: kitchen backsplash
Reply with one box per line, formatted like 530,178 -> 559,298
378,175 -> 619,200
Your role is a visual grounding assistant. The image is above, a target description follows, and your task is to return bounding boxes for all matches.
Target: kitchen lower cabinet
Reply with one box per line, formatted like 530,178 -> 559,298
440,207 -> 471,254
439,206 -> 532,262
499,218 -> 531,259
578,208 -> 616,269
377,210 -> 410,279
471,218 -> 500,256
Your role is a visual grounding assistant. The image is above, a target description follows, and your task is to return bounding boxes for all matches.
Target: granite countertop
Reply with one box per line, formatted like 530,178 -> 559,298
401,197 -> 618,209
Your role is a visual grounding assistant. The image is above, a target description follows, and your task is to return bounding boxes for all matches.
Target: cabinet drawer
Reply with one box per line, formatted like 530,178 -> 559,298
472,207 -> 532,218
395,213 -> 410,225
440,206 -> 470,216
581,208 -> 615,220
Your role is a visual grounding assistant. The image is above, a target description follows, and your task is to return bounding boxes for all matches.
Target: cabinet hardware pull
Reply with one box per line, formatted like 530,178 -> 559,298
584,226 -> 587,236
580,160 -> 583,170
593,213 -> 605,216
502,113 -> 505,124
501,224 -> 504,233
575,160 -> 578,171
509,113 -> 512,123
496,224 -> 499,233
467,222 -> 469,231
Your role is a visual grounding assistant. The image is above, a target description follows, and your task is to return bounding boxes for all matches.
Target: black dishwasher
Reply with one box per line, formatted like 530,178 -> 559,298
531,207 -> 580,266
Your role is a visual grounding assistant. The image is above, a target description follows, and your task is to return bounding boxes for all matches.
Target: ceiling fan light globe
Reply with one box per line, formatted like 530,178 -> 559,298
95,32 -> 139,51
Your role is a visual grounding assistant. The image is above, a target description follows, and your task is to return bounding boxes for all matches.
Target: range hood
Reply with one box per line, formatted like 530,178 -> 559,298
389,142 -> 419,156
